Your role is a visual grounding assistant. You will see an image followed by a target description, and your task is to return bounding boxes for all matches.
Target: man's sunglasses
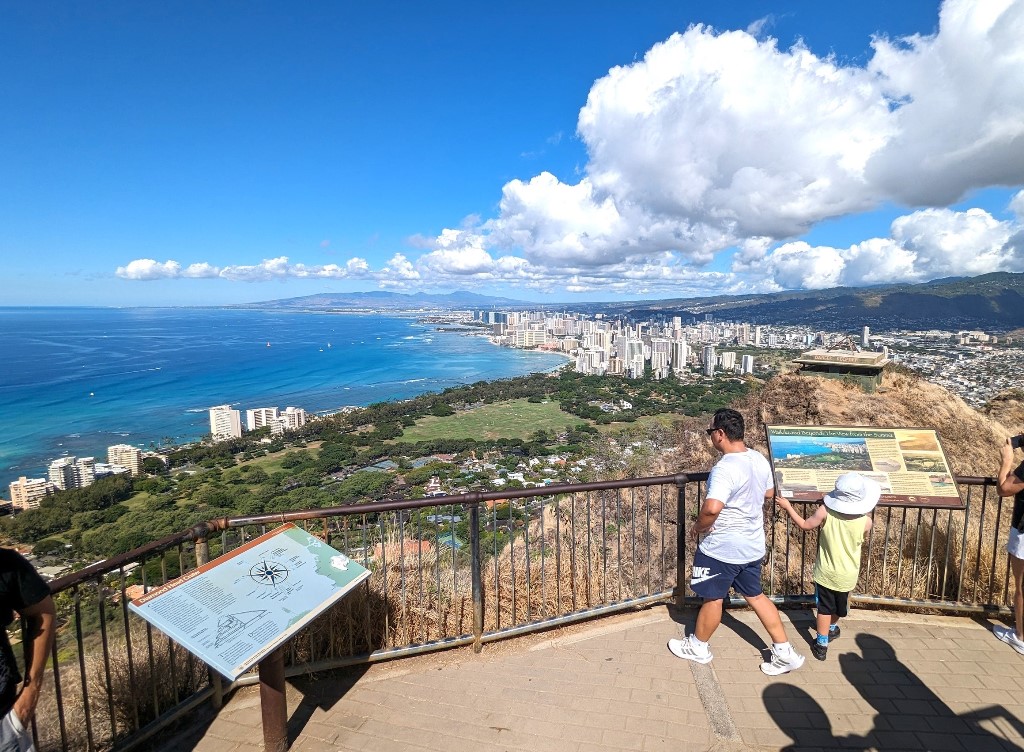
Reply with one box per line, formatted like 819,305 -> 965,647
705,427 -> 719,436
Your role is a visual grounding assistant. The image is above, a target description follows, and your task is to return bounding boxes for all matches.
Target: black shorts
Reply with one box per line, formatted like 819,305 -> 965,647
815,582 -> 850,617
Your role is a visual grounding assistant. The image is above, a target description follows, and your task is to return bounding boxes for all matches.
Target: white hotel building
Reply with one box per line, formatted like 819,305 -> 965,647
107,444 -> 143,476
209,405 -> 243,441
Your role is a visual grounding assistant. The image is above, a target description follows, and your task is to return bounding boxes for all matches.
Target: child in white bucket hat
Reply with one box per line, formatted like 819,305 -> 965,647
775,472 -> 880,660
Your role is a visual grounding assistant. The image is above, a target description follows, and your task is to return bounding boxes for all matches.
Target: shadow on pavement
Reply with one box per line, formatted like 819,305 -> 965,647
764,633 -> 1024,750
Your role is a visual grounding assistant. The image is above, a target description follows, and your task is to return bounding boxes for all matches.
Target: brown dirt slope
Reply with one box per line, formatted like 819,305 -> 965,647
663,370 -> 1018,479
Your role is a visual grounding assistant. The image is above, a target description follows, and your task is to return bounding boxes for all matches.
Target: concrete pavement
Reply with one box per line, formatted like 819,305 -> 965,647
158,606 -> 1024,752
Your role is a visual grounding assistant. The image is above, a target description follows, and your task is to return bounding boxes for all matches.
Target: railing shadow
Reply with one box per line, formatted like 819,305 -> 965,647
764,633 -> 1024,750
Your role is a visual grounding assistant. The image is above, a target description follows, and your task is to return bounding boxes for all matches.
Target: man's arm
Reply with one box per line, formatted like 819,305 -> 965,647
692,497 -> 725,537
12,594 -> 56,724
998,439 -> 1024,497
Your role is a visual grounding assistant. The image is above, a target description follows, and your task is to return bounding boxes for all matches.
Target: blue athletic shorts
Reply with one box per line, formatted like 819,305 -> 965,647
689,548 -> 764,600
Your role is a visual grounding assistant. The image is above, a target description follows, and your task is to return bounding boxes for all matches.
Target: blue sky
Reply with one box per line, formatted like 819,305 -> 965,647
2,1 -> 1023,306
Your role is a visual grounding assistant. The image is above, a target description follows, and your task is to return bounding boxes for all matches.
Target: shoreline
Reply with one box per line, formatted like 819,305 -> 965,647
1,309 -> 572,491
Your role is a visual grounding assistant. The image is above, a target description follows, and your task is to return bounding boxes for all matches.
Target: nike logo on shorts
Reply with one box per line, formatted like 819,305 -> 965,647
691,573 -> 720,585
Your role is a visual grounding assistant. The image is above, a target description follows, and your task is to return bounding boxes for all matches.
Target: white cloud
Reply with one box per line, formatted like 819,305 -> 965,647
454,0 -> 1024,282
765,242 -> 845,290
182,263 -> 220,278
866,0 -> 1024,204
115,259 -> 182,280
759,201 -> 1024,289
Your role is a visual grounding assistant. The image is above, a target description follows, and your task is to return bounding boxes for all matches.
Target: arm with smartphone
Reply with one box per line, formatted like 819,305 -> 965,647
998,434 -> 1024,498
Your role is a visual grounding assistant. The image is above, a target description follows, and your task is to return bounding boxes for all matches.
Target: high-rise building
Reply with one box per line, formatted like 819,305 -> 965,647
107,444 -> 143,476
48,456 -> 96,490
862,326 -> 871,347
281,406 -> 307,430
247,407 -> 280,431
741,355 -> 755,374
720,351 -> 737,371
209,405 -> 242,441
9,476 -> 55,510
702,346 -> 716,376
672,340 -> 690,374
754,326 -> 763,347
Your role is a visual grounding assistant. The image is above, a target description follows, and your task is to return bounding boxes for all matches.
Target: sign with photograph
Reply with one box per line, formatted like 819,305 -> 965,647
765,425 -> 964,509
129,523 -> 370,679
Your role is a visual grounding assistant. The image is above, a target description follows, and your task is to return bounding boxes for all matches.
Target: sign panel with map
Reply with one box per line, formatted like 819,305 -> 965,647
129,523 -> 370,679
765,425 -> 963,509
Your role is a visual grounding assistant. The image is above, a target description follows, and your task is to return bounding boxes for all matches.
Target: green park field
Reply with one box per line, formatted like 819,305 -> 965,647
398,399 -> 585,442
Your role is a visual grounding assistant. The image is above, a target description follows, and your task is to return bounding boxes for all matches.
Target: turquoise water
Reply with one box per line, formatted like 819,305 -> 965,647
0,307 -> 567,489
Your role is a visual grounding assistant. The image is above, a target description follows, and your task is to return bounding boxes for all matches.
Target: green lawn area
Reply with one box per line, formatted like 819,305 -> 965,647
398,399 -> 586,442
595,413 -> 681,434
242,441 -> 321,474
123,491 -> 154,512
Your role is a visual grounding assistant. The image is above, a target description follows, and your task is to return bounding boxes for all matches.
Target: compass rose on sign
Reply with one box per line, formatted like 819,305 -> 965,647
249,560 -> 289,586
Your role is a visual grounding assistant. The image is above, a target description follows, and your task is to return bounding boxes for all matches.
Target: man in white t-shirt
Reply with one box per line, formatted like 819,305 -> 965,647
667,408 -> 805,675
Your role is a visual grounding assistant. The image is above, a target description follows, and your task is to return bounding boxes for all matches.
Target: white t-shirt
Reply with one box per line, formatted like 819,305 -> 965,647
698,448 -> 774,564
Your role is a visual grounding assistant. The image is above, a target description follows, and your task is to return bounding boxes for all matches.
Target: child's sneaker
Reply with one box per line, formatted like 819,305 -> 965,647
811,641 -> 828,661
994,625 -> 1024,655
668,636 -> 713,664
828,625 -> 841,642
760,647 -> 805,675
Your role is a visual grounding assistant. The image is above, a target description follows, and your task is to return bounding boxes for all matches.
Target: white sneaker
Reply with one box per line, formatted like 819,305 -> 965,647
994,625 -> 1024,655
668,636 -> 713,664
760,648 -> 805,676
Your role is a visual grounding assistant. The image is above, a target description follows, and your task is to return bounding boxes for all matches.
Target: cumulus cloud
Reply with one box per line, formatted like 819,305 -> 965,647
117,256 -> 373,283
758,199 -> 1024,289
866,0 -> 1024,204
449,0 -> 1023,283
115,259 -> 182,280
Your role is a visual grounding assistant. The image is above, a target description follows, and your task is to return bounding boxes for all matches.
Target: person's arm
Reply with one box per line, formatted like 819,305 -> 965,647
998,438 -> 1024,497
12,595 -> 56,725
864,515 -> 873,539
691,497 -> 725,537
775,495 -> 827,531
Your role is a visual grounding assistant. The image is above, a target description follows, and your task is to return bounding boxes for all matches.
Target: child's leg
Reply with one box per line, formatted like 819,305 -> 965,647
815,611 -> 831,639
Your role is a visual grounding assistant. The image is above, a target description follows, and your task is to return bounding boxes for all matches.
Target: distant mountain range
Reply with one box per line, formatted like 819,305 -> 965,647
236,290 -> 534,310
240,272 -> 1024,330
609,271 -> 1024,331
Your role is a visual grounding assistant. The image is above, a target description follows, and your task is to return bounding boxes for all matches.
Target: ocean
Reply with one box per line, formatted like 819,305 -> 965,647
0,307 -> 568,490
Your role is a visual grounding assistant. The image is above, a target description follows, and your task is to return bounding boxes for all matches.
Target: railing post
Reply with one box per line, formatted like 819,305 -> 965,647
470,502 -> 484,653
675,475 -> 688,608
195,538 -> 224,711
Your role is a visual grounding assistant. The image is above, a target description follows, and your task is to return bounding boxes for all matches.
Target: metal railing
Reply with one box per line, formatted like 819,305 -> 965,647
25,473 -> 1007,751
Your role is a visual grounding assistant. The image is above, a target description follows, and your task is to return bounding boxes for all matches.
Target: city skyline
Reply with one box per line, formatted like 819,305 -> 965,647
3,1 -> 1023,307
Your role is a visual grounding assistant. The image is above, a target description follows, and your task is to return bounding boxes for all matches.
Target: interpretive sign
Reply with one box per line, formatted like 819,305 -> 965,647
765,425 -> 963,509
129,523 -> 370,679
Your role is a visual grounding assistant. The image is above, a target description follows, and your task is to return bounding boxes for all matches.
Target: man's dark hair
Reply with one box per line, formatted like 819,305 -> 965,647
711,408 -> 744,441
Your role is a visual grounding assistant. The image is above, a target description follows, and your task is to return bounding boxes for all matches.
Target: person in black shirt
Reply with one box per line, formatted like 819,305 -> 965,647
995,436 -> 1024,654
0,548 -> 55,751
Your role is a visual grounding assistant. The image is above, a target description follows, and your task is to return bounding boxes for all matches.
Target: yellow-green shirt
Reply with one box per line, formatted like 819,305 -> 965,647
813,507 -> 868,592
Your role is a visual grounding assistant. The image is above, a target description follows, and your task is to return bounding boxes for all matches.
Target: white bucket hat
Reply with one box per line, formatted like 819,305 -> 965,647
823,472 -> 881,515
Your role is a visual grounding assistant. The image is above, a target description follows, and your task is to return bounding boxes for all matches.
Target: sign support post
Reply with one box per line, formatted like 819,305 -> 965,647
259,647 -> 288,752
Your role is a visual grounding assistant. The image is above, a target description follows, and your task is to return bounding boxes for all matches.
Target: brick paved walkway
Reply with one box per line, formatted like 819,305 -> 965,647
159,606 -> 1024,752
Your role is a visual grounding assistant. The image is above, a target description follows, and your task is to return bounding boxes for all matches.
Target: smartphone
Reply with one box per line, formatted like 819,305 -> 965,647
1013,434 -> 1024,449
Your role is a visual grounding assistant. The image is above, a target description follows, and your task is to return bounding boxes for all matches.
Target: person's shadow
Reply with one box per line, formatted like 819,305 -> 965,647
764,632 -> 1024,750
763,684 -> 869,750
840,633 -> 1024,750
